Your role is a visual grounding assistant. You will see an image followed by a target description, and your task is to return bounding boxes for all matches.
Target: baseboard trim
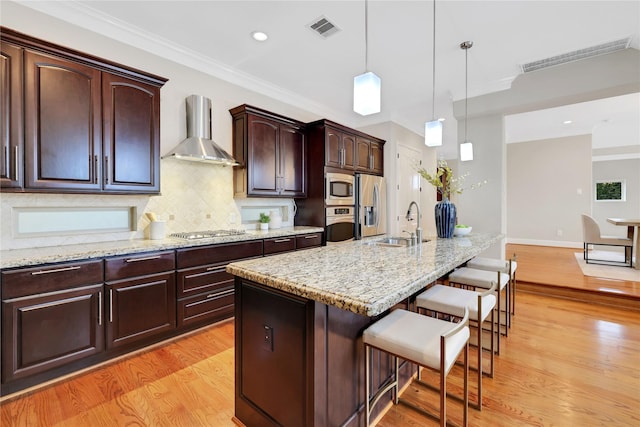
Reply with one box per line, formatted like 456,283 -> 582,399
506,238 -> 582,248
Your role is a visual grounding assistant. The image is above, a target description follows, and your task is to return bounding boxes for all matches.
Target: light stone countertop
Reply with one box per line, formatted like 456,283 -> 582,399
227,232 -> 504,317
0,226 -> 324,269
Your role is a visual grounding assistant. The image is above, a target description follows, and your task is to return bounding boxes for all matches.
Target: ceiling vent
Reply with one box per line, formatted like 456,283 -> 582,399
520,37 -> 631,73
307,16 -> 340,39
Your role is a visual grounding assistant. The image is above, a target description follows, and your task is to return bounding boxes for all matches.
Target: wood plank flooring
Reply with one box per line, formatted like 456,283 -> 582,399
2,245 -> 639,426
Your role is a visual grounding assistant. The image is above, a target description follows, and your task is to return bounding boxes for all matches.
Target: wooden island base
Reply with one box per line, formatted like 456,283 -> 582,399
234,279 -> 413,427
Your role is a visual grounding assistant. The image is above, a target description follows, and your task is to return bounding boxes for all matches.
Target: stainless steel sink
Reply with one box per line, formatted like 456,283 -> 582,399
372,236 -> 429,247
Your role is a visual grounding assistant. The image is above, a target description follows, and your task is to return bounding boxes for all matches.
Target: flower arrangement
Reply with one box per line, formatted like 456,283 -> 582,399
417,159 -> 487,200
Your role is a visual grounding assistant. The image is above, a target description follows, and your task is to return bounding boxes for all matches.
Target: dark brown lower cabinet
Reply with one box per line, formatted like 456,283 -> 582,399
104,251 -> 176,349
234,279 -> 412,427
1,260 -> 104,383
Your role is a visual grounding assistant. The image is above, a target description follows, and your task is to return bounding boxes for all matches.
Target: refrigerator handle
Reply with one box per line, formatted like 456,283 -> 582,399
373,183 -> 379,227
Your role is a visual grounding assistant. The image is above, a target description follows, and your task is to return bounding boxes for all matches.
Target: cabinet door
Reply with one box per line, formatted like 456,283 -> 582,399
355,137 -> 371,172
0,41 -> 23,189
279,124 -> 306,196
24,50 -> 102,191
370,141 -> 384,175
342,133 -> 356,170
325,128 -> 342,168
102,73 -> 160,193
1,284 -> 104,382
105,272 -> 176,349
247,114 -> 279,195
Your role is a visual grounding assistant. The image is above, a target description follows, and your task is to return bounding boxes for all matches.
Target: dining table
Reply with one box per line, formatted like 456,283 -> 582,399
607,218 -> 640,269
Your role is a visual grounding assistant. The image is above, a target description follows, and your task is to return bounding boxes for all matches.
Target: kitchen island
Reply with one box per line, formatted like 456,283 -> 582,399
227,232 -> 503,427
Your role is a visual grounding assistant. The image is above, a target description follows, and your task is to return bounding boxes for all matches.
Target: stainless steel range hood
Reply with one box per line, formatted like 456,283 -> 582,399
163,95 -> 239,166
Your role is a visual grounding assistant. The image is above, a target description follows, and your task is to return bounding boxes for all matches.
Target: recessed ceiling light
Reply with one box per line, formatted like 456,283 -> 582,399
563,120 -> 573,124
251,31 -> 268,42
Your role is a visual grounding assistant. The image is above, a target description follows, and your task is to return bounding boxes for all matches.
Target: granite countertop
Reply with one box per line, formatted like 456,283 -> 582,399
227,232 -> 503,317
0,226 -> 324,269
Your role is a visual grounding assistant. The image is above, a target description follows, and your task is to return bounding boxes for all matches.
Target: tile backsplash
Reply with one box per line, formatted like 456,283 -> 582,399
0,159 -> 296,251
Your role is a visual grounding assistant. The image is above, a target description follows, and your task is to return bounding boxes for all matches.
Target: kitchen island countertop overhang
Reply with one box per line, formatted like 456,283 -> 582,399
227,232 -> 504,317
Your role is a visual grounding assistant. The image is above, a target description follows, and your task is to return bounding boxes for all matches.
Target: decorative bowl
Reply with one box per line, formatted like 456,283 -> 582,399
453,226 -> 472,236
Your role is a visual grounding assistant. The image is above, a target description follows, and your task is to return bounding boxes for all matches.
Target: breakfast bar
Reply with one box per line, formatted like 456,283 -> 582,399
227,232 -> 502,426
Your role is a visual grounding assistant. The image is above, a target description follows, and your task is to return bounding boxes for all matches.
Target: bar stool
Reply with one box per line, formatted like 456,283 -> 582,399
466,255 -> 518,317
363,308 -> 470,427
415,282 -> 496,410
447,267 -> 509,354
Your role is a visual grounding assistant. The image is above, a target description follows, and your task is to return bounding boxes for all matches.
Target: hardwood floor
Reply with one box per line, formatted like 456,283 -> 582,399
2,245 -> 639,426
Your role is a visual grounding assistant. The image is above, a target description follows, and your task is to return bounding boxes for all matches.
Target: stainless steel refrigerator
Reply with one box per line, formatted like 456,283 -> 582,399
355,173 -> 387,239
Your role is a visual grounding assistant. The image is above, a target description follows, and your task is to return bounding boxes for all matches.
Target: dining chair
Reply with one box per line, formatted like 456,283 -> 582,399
581,214 -> 633,267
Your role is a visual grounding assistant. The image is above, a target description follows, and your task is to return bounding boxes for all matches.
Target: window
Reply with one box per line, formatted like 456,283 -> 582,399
595,180 -> 626,201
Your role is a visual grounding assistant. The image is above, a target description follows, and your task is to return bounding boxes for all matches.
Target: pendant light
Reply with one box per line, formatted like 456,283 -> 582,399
425,0 -> 443,147
353,0 -> 381,116
459,40 -> 473,161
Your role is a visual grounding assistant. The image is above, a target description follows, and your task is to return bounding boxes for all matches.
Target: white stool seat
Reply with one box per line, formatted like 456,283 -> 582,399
363,308 -> 470,426
449,267 -> 509,291
364,309 -> 470,374
416,284 -> 496,410
466,257 -> 517,276
416,285 -> 496,323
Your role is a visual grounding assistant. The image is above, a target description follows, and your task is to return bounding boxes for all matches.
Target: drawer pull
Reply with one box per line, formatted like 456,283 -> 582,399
274,238 -> 291,243
31,266 -> 81,275
98,291 -> 103,326
109,289 -> 113,323
206,266 -> 226,273
125,255 -> 162,263
207,289 -> 234,299
304,235 -> 318,239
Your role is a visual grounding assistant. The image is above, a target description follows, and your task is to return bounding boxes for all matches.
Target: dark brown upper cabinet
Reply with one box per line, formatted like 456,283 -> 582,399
230,104 -> 307,198
0,27 -> 167,194
356,136 -> 384,175
325,127 -> 356,170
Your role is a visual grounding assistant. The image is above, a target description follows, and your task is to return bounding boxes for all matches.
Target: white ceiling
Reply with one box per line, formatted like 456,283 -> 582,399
14,0 -> 640,157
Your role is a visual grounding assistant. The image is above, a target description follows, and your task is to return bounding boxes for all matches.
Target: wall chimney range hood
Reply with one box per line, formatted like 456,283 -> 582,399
163,95 -> 239,166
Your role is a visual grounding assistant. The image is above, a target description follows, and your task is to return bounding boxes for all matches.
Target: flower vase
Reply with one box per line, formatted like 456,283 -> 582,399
435,198 -> 457,238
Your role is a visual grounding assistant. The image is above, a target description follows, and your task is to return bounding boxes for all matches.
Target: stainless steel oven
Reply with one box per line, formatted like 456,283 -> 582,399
325,172 -> 355,206
325,206 -> 355,244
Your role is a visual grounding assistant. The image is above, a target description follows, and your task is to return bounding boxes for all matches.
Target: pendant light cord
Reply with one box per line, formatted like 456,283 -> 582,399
460,41 -> 473,142
431,0 -> 436,120
365,0 -> 369,71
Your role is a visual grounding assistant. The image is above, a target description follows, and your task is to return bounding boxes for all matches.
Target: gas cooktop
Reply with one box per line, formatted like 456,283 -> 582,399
169,229 -> 246,240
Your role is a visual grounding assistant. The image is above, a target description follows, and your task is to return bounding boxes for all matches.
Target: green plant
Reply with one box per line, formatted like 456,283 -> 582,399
417,159 -> 486,199
259,212 -> 271,223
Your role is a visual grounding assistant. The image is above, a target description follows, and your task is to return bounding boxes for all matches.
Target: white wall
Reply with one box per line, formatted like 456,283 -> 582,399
506,135 -> 592,247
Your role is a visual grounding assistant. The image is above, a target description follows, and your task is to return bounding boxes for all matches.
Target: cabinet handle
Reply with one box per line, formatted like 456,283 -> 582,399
104,156 -> 109,185
370,154 -> 374,169
109,289 -> 113,323
338,149 -> 343,166
94,155 -> 98,184
125,255 -> 161,263
206,266 -> 226,273
274,238 -> 291,243
304,235 -> 318,239
14,146 -> 19,181
31,266 -> 81,275
98,291 -> 103,326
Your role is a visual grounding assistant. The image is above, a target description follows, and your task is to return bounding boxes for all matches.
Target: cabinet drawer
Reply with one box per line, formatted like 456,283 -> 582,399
1,260 -> 103,299
176,264 -> 234,298
264,236 -> 296,255
176,241 -> 263,269
296,233 -> 323,250
105,251 -> 175,281
177,288 -> 234,327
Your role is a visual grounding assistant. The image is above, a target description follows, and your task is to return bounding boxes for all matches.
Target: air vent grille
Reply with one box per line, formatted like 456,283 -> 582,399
520,37 -> 631,73
307,16 -> 340,38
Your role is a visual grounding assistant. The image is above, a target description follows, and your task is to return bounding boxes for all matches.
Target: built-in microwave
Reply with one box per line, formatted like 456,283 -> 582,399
325,172 -> 354,206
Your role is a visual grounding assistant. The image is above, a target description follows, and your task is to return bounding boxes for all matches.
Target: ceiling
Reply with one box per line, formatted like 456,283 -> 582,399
15,1 -> 640,158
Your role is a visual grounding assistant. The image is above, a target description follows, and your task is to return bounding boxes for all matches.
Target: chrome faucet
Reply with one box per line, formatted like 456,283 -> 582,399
406,201 -> 422,244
